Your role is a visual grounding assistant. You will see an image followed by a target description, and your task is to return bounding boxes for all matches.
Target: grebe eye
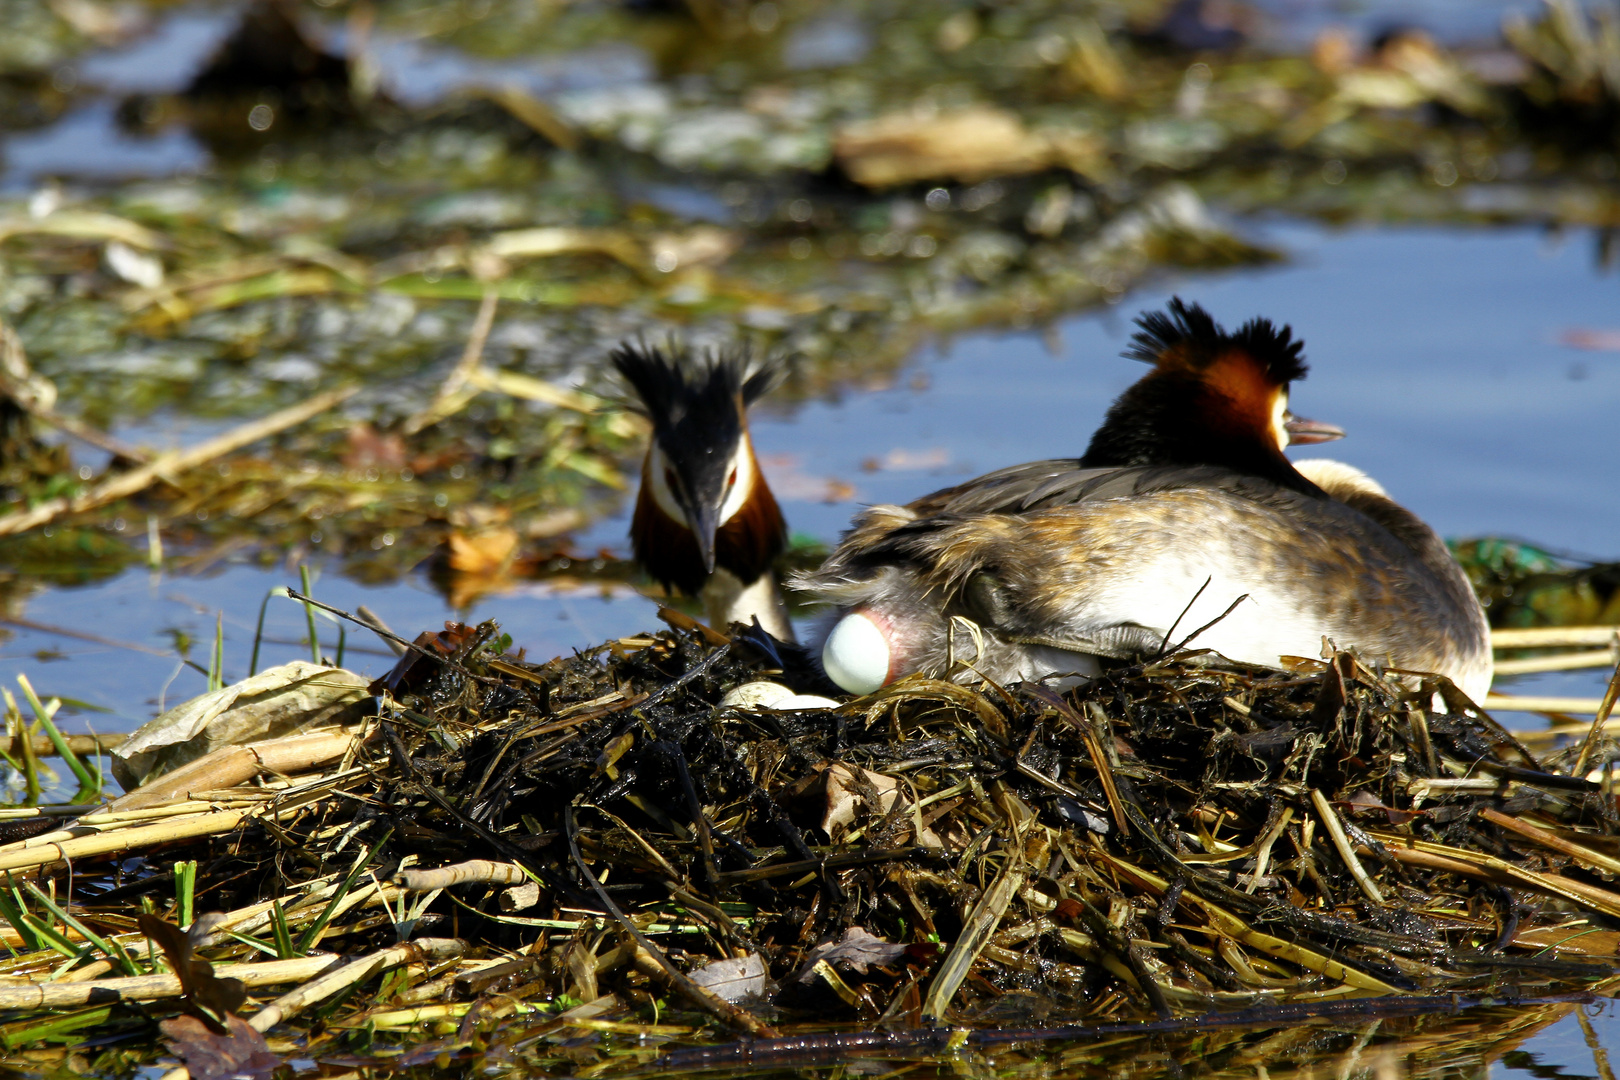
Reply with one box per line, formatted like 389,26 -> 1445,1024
664,467 -> 679,491
726,467 -> 738,491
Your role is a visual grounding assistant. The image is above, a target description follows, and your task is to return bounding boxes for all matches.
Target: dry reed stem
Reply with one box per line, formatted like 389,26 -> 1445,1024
1479,806 -> 1620,876
1491,627 -> 1620,649
158,942 -> 468,1080
0,317 -> 150,462
104,729 -> 358,813
396,860 -> 526,891
922,856 -> 1027,1021
1310,789 -> 1385,905
1483,693 -> 1611,715
1573,661 -> 1620,777
0,955 -> 335,1008
1495,649 -> 1618,676
247,937 -> 466,1033
1095,851 -> 1402,993
0,384 -> 359,537
1368,831 -> 1620,917
402,290 -> 498,435
7,733 -> 127,759
0,802 -> 270,854
0,803 -> 306,873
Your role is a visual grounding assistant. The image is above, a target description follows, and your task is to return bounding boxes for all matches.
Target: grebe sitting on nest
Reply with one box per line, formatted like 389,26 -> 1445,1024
796,299 -> 1492,701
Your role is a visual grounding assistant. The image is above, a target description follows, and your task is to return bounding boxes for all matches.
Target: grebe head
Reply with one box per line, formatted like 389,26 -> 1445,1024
1081,298 -> 1344,492
613,341 -> 784,595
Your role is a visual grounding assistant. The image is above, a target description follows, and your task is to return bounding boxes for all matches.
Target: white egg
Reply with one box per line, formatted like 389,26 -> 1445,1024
776,694 -> 841,709
821,612 -> 891,695
721,681 -> 796,709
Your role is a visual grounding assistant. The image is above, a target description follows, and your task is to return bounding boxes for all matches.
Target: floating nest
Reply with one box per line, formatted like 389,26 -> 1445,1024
3,613 -> 1619,1076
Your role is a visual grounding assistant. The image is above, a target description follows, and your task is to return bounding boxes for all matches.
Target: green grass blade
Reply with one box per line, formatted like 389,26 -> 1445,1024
299,564 -> 319,664
0,1003 -> 116,1048
3,690 -> 40,805
15,676 -> 97,800
270,900 -> 296,959
207,613 -> 224,693
23,882 -> 138,975
249,587 -> 288,676
174,860 -> 196,928
0,888 -> 39,953
295,832 -> 389,954
224,929 -> 282,959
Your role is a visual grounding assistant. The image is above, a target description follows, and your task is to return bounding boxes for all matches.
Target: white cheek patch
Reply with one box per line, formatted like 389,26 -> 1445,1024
717,439 -> 754,525
647,443 -> 689,526
821,611 -> 892,695
1271,392 -> 1289,453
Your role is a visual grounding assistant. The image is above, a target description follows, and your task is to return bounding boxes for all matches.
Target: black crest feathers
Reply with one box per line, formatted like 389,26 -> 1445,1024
611,340 -> 781,436
616,339 -> 789,593
1126,297 -> 1307,385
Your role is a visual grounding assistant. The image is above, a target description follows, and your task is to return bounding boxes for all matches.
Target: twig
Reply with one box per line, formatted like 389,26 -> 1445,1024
1169,592 -> 1250,654
12,401 -> 149,462
564,804 -> 776,1037
921,854 -> 1026,1021
0,955 -> 335,1009
1572,660 -> 1620,777
1156,576 -> 1211,657
0,384 -> 359,537
288,589 -> 500,687
1310,789 -> 1385,905
247,937 -> 465,1032
0,614 -> 175,658
402,290 -> 498,435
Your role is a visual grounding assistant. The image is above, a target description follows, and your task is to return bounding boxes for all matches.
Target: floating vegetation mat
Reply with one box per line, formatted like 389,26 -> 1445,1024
2,614 -> 1619,1077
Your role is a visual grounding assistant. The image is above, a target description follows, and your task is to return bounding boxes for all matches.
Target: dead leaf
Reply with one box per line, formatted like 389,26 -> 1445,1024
140,914 -> 248,1030
161,1014 -> 280,1080
112,661 -> 371,789
834,106 -> 1105,187
822,763 -> 899,836
690,953 -> 768,1002
446,527 -> 520,574
341,422 -> 408,471
796,927 -> 908,982
368,622 -> 477,696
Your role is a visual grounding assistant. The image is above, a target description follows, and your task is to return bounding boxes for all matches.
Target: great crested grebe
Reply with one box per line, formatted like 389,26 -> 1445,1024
613,341 -> 796,642
795,299 -> 1492,701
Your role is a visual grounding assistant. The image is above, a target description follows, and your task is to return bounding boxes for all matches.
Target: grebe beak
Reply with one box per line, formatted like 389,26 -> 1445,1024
690,501 -> 720,575
1284,414 -> 1346,445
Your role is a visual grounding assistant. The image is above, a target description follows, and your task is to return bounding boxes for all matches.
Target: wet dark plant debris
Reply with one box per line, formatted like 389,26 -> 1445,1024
6,618 -> 1620,1076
